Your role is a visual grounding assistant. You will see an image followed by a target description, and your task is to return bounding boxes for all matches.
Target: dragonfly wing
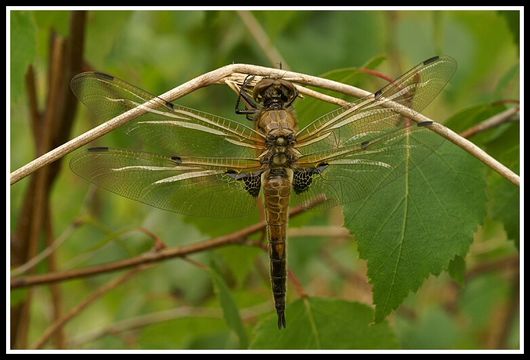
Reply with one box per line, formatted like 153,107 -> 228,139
291,123 -> 445,210
70,72 -> 266,158
70,147 -> 263,218
295,56 -> 457,154
291,56 -> 456,209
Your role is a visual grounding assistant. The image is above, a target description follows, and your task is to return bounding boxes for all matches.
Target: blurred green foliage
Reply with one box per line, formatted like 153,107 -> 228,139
10,10 -> 519,350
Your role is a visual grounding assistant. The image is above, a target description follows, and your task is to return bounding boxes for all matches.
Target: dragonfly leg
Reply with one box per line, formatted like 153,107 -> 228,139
235,75 -> 260,121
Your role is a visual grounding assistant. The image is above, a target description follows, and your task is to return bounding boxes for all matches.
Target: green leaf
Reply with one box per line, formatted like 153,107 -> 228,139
10,11 -> 37,101
208,263 -> 248,348
343,131 -> 487,322
484,123 -> 519,248
448,255 -> 466,285
361,55 -> 387,70
250,298 -> 399,349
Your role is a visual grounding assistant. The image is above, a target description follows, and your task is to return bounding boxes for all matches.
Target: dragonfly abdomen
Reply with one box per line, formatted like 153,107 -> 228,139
263,168 -> 292,329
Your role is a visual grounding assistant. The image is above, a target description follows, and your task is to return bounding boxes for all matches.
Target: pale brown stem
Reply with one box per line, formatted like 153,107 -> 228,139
288,268 -> 307,298
460,107 -> 519,138
237,11 -> 290,70
288,226 -> 351,238
11,196 -> 326,289
11,221 -> 80,277
11,65 -> 520,187
68,302 -> 272,347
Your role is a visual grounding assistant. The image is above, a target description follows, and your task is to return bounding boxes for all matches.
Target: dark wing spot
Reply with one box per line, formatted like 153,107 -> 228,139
93,72 -> 114,81
316,163 -> 328,173
417,121 -> 433,127
88,146 -> 109,152
171,155 -> 182,164
225,169 -> 238,179
374,89 -> 382,99
423,56 -> 439,65
361,140 -> 370,150
164,101 -> 175,111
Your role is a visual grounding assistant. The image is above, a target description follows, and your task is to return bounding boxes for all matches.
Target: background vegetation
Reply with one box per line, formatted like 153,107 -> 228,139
10,10 -> 520,350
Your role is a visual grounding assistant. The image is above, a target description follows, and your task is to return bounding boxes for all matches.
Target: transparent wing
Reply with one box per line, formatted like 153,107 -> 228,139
291,127 -> 443,210
70,72 -> 266,158
295,56 -> 457,154
70,147 -> 263,218
291,56 -> 456,209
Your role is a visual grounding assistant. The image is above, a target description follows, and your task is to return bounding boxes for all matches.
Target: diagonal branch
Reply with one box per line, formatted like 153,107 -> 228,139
10,64 -> 520,187
11,195 -> 327,289
460,107 -> 519,139
237,11 -> 290,70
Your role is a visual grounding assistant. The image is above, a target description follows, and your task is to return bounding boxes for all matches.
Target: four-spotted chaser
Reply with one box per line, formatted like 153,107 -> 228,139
69,56 -> 457,328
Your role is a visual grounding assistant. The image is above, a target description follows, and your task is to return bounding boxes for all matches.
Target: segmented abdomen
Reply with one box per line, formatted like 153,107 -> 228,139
263,168 -> 291,329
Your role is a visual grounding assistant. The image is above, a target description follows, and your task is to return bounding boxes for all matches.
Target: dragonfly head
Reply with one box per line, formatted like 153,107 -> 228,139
253,78 -> 298,109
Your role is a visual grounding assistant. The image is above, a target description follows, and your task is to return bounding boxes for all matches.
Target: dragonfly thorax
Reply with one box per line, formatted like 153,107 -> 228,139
253,78 -> 298,110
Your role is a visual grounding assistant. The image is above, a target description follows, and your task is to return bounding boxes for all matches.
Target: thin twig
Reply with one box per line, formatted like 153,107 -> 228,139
11,11 -> 87,349
287,226 -> 351,238
464,255 -> 519,281
10,64 -> 520,187
68,302 -> 272,348
11,196 -> 327,289
320,249 -> 372,294
32,266 -> 146,349
358,67 -> 396,83
11,221 -> 81,277
237,11 -> 290,70
296,86 -> 352,108
460,107 -> 519,139
137,226 -> 167,251
288,269 -> 307,298
71,307 -> 221,347
13,34 -> 67,349
428,122 -> 519,186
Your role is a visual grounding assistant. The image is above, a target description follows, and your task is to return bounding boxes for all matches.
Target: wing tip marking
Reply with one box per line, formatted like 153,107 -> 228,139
93,72 -> 114,81
417,121 -> 433,127
171,155 -> 182,164
88,146 -> 109,152
423,56 -> 440,65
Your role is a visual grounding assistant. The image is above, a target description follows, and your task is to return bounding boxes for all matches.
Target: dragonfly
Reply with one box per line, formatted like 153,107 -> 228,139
69,55 -> 457,329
